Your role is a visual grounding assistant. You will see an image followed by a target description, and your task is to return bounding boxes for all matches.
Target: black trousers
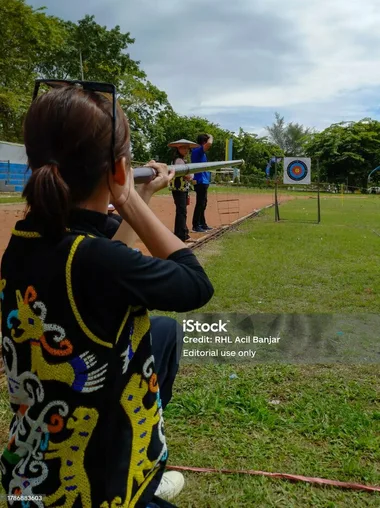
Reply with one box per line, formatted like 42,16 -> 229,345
150,316 -> 183,409
192,184 -> 209,229
171,191 -> 189,241
145,316 -> 183,508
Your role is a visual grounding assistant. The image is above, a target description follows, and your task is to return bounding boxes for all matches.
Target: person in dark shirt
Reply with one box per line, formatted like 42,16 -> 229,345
167,139 -> 197,242
0,83 -> 213,508
191,134 -> 214,233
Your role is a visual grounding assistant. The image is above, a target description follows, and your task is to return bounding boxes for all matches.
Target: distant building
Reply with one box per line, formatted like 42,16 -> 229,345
0,141 -> 30,192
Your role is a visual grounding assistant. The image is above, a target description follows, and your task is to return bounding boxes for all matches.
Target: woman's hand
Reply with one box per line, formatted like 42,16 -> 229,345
110,160 -> 174,217
136,160 -> 175,199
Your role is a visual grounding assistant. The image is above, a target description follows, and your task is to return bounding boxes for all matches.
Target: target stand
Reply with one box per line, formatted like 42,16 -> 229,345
274,157 -> 321,223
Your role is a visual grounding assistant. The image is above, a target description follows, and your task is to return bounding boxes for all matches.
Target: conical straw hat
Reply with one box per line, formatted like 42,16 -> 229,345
167,138 -> 199,148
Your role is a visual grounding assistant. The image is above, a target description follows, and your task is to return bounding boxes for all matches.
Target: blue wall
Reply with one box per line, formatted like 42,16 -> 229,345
0,162 -> 30,192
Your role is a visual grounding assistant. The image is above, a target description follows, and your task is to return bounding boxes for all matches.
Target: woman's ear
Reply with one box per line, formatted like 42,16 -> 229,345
113,158 -> 127,186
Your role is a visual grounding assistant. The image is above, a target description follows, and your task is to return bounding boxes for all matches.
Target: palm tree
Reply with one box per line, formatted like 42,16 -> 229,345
266,112 -> 312,156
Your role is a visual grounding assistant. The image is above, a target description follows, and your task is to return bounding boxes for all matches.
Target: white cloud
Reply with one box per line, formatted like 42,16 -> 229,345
27,0 -> 380,132
201,0 -> 380,110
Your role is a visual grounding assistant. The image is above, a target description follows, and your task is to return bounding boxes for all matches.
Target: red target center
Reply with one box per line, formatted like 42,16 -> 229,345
293,166 -> 302,175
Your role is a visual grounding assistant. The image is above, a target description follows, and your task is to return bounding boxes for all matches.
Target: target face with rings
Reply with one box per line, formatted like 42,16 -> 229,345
287,160 -> 307,181
283,157 -> 311,184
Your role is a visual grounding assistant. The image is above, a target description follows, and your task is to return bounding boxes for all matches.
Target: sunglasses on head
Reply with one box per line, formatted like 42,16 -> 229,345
32,79 -> 117,173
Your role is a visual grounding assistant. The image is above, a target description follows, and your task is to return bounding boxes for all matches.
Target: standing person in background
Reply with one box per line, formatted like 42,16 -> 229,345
191,134 -> 214,233
168,139 -> 198,242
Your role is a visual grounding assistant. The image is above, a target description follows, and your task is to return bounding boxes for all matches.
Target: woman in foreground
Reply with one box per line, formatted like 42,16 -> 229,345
0,83 -> 213,507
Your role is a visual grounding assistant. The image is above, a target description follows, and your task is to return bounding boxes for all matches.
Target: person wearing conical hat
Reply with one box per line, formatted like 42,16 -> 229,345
167,139 -> 198,242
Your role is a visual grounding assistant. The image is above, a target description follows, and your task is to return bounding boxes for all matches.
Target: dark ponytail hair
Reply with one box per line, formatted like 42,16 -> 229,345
22,163 -> 70,238
23,85 -> 130,238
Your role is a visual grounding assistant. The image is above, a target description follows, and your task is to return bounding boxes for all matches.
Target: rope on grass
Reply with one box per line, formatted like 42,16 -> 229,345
166,465 -> 380,493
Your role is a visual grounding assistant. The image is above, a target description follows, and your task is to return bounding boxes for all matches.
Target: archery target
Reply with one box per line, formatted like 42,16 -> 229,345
283,158 -> 311,184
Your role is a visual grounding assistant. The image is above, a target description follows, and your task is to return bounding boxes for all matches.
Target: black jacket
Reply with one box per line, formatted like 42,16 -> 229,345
0,208 -> 213,507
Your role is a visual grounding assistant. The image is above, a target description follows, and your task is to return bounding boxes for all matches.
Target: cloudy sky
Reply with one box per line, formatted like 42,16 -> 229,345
28,0 -> 380,135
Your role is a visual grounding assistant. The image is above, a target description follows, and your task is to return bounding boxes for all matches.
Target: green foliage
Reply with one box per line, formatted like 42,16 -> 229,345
0,0 -> 65,141
304,119 -> 380,188
266,112 -> 312,156
38,15 -> 137,82
150,110 -> 230,163
0,4 -> 170,159
118,74 -> 172,161
149,113 -> 280,183
234,127 -> 282,178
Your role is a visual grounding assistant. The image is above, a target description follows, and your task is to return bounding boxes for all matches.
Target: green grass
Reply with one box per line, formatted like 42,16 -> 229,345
167,364 -> 380,507
163,195 -> 380,506
1,195 -> 380,506
195,195 -> 380,313
0,194 -> 24,204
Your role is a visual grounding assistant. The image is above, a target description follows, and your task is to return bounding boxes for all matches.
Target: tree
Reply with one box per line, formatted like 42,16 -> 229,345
38,15 -> 140,83
233,128 -> 282,184
266,112 -> 312,156
149,115 -> 283,187
0,0 -> 65,141
149,110 -> 230,163
0,6 -> 171,159
118,73 -> 172,161
304,119 -> 380,188
37,14 -> 172,161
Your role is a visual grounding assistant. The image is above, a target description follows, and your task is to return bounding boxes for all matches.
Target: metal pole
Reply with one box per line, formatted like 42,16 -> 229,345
317,158 -> 321,223
274,158 -> 280,221
132,159 -> 244,184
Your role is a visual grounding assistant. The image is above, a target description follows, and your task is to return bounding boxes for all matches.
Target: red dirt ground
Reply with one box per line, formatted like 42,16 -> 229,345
0,192 -> 291,257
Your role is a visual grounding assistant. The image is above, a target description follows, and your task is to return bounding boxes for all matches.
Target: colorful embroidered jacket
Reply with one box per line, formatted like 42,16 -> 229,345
169,158 -> 193,192
0,209 -> 213,507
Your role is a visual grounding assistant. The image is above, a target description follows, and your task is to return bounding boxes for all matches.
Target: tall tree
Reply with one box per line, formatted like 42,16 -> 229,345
0,7 -> 171,159
0,0 -> 64,141
149,110 -> 230,163
37,14 -> 172,161
266,112 -> 311,156
38,15 -> 139,83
